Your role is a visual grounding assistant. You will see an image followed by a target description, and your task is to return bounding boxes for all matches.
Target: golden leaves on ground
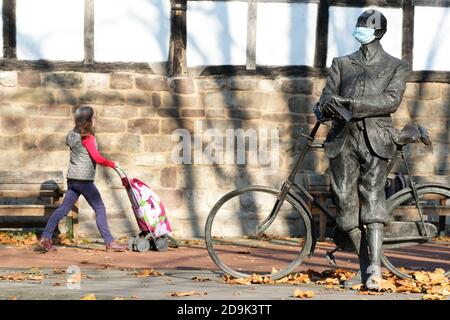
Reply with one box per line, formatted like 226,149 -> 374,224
350,268 -> 449,297
0,267 -> 45,282
223,268 -> 448,299
0,273 -> 28,282
316,277 -> 340,286
422,294 -> 446,300
54,234 -> 74,246
192,276 -> 210,282
432,236 -> 450,243
170,291 -> 207,297
80,294 -> 97,300
133,269 -> 164,278
53,268 -> 66,275
293,289 -> 315,298
0,232 -> 38,247
179,239 -> 202,246
0,231 -> 79,247
224,268 -> 354,286
223,274 -> 273,285
351,284 -> 364,291
358,291 -> 384,296
413,269 -> 447,286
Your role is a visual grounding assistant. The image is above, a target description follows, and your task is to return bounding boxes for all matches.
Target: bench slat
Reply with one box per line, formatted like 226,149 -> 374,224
392,205 -> 450,217
0,183 -> 64,191
0,205 -> 58,216
0,171 -> 64,184
0,190 -> 62,197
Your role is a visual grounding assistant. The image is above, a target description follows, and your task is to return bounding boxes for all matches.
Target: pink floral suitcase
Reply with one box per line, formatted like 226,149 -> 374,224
114,166 -> 176,252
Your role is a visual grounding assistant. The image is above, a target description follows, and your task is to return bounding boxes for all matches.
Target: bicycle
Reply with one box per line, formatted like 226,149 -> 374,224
205,120 -> 450,280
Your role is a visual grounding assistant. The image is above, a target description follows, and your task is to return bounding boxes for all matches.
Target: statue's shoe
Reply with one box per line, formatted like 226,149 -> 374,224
365,264 -> 383,291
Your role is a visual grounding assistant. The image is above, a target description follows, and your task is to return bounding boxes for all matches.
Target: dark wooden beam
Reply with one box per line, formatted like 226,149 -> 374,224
0,59 -> 156,74
402,0 -> 414,66
246,0 -> 257,70
2,0 -> 17,59
413,0 -> 450,7
329,0 -> 403,7
187,0 -> 320,3
314,0 -> 329,68
194,64 -> 450,83
168,0 -> 187,77
0,58 -> 447,83
84,0 -> 95,64
196,65 -> 328,77
187,0 -> 450,7
408,71 -> 450,83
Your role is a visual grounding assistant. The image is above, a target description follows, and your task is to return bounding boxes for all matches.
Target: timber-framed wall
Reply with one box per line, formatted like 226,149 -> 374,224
0,0 -> 449,82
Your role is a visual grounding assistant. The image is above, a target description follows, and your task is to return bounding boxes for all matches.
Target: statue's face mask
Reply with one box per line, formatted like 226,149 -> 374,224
354,9 -> 387,43
353,27 -> 376,45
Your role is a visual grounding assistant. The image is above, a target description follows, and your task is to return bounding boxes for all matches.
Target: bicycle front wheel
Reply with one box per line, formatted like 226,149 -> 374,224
205,186 -> 313,280
382,185 -> 450,278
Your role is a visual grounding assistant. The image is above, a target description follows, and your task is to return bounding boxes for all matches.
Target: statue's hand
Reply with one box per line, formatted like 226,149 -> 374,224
329,94 -> 351,108
321,99 -> 344,120
314,103 -> 331,122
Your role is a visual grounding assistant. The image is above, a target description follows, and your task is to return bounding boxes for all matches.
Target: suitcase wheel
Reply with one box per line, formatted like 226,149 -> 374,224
152,237 -> 169,252
136,238 -> 150,252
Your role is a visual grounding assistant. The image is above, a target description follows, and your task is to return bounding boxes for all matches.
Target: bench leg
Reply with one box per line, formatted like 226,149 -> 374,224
56,202 -> 79,241
57,217 -> 71,239
438,216 -> 447,237
438,199 -> 447,237
71,201 -> 79,241
319,213 -> 327,241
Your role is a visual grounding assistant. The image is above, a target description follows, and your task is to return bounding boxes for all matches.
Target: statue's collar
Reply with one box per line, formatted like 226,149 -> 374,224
350,40 -> 384,66
361,39 -> 382,58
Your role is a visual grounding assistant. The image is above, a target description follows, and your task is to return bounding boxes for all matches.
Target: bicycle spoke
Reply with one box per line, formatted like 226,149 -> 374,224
205,187 -> 312,280
383,186 -> 450,278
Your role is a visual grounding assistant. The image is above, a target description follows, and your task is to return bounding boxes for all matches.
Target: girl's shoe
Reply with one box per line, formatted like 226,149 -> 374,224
38,237 -> 57,252
106,241 -> 127,252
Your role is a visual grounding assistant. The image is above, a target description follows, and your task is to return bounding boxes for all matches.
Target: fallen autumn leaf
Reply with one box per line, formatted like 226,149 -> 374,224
80,294 -> 97,300
293,289 -> 314,299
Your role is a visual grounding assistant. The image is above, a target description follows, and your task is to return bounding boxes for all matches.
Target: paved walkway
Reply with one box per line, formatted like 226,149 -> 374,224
0,268 -> 427,300
0,240 -> 448,300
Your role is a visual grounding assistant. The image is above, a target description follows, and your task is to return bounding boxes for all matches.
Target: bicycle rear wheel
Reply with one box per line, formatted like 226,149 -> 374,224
382,185 -> 450,278
205,186 -> 313,280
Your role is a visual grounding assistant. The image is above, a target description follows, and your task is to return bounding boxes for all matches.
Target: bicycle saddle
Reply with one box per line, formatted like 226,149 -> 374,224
395,124 -> 432,147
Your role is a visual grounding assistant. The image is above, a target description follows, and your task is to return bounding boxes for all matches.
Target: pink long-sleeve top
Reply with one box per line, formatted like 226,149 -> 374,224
81,135 -> 116,168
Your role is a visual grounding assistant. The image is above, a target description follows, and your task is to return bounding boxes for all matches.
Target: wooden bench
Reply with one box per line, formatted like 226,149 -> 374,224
297,172 -> 450,239
0,171 -> 78,239
387,174 -> 450,235
297,172 -> 333,240
391,193 -> 449,235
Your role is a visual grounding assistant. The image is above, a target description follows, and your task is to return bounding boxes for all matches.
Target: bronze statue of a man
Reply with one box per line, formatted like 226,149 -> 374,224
318,9 -> 410,290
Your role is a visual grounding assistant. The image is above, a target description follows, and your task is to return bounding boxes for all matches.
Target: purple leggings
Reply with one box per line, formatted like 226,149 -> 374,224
42,179 -> 114,244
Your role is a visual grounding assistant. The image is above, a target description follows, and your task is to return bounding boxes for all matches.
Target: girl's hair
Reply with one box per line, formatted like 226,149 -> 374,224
74,106 -> 95,138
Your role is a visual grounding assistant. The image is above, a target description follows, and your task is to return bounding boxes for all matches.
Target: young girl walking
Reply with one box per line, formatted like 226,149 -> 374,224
38,106 -> 127,252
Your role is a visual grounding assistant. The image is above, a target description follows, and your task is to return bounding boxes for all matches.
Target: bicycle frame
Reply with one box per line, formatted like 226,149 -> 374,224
257,121 -> 336,234
257,121 -> 434,245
